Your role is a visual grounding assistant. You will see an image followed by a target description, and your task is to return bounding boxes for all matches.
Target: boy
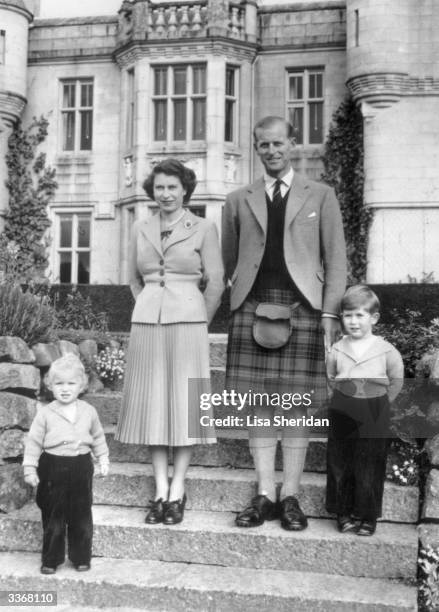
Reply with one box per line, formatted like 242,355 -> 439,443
23,354 -> 109,573
326,285 -> 404,536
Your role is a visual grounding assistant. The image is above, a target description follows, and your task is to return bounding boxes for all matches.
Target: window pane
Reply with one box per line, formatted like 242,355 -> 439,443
226,67 -> 235,96
62,112 -> 75,150
289,76 -> 303,100
309,73 -> 323,99
80,110 -> 93,150
288,107 -> 303,144
309,102 -> 323,144
225,99 -> 234,142
81,82 -> 93,107
60,215 -> 73,248
77,215 -> 90,248
192,99 -> 206,140
174,99 -> 186,140
0,31 -> 5,64
193,66 -> 206,94
173,67 -> 187,95
63,83 -> 75,108
154,100 -> 167,140
154,68 -> 167,95
78,252 -> 90,284
60,252 -> 72,283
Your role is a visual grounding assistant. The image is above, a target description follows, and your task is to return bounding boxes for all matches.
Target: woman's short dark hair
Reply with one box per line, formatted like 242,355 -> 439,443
142,158 -> 197,204
341,284 -> 380,314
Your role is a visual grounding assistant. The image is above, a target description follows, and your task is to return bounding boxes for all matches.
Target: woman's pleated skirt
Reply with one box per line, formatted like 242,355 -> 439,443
115,322 -> 216,446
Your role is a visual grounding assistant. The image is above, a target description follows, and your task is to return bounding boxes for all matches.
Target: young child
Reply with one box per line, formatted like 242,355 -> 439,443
325,285 -> 404,536
23,354 -> 109,574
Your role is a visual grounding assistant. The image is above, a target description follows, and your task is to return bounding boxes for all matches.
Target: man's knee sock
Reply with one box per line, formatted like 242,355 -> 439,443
249,440 -> 278,502
280,439 -> 308,500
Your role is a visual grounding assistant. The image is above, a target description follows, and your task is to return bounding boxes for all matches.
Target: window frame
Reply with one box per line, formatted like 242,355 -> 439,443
0,31 -> 5,64
54,211 -> 92,284
225,65 -> 239,144
286,68 -> 324,146
126,68 -> 135,149
152,64 -> 207,145
60,78 -> 94,152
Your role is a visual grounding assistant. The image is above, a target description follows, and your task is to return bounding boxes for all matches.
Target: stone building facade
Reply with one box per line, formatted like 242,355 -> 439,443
0,0 -> 438,284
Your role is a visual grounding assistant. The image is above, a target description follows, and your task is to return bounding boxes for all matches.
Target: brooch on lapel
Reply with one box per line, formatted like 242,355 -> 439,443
184,219 -> 192,229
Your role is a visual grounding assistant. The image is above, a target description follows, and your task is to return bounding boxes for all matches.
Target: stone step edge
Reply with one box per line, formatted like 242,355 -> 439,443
0,551 -> 417,612
94,461 -> 419,524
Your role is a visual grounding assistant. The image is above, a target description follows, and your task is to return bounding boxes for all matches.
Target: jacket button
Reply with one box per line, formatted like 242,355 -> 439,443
159,270 -> 164,276
160,281 -> 165,287
159,259 -> 164,265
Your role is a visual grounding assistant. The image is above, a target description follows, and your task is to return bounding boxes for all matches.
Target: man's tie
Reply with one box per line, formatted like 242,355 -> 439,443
271,179 -> 283,205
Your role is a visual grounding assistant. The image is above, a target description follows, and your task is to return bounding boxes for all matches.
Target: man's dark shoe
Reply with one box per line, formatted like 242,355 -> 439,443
145,498 -> 167,524
357,519 -> 376,536
336,514 -> 357,533
279,496 -> 308,531
235,494 -> 279,527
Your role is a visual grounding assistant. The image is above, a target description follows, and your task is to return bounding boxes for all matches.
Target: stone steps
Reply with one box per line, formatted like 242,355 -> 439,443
91,462 -> 418,524
0,552 -> 417,612
0,503 -> 418,579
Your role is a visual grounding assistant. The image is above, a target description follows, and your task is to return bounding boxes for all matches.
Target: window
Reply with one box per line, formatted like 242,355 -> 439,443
152,65 -> 206,143
355,10 -> 360,46
286,69 -> 324,145
126,69 -> 135,149
225,66 -> 238,143
0,31 -> 5,64
56,213 -> 91,283
61,79 -> 94,151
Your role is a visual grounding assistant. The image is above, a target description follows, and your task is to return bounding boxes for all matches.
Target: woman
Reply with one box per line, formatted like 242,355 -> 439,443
115,159 -> 224,525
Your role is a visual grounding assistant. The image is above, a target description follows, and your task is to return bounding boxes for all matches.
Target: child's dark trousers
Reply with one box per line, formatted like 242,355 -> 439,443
326,390 -> 390,521
36,452 -> 94,569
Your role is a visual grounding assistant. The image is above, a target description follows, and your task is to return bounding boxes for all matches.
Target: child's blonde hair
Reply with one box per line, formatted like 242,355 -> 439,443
45,354 -> 88,392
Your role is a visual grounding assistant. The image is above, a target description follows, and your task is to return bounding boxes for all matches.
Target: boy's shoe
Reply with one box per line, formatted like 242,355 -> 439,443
357,519 -> 377,536
40,566 -> 56,575
336,515 -> 357,533
75,564 -> 91,571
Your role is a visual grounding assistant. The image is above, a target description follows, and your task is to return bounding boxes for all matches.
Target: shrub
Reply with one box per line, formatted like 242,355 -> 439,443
95,347 -> 125,384
53,287 -> 108,332
0,284 -> 55,345
419,545 -> 439,611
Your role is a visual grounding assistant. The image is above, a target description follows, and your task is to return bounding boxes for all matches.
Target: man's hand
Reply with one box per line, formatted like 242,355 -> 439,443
321,317 -> 342,351
24,473 -> 39,488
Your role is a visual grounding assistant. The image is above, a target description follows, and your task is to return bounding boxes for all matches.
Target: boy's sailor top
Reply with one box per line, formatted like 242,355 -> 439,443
326,335 -> 404,401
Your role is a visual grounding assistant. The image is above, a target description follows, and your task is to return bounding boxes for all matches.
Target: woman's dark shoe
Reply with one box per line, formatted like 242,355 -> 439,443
163,494 -> 187,525
357,519 -> 377,536
235,494 -> 279,528
145,498 -> 167,524
279,496 -> 308,531
40,566 -> 56,575
336,515 -> 357,533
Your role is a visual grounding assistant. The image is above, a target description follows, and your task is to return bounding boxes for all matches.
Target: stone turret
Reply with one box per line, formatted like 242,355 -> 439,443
0,0 -> 33,230
345,0 -> 439,283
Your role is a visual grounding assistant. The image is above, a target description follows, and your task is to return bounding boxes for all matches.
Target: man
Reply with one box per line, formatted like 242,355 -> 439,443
222,116 -> 347,530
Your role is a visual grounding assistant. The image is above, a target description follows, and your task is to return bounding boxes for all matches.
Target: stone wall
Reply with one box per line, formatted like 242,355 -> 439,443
0,337 -> 39,513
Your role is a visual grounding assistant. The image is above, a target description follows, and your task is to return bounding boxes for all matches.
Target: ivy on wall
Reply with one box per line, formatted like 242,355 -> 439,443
321,96 -> 371,283
4,116 -> 57,280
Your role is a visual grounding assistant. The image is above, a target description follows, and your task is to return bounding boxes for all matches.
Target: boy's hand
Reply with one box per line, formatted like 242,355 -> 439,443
99,460 -> 110,477
24,473 -> 39,488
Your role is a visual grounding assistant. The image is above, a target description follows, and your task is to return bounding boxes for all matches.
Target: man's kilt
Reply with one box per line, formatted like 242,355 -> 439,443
225,289 -> 327,407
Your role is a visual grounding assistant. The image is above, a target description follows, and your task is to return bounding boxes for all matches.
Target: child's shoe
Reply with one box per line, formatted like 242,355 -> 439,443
336,515 -> 357,533
75,564 -> 91,571
357,519 -> 376,536
40,566 -> 56,575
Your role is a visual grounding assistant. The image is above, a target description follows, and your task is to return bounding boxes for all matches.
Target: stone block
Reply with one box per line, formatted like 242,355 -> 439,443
0,337 -> 35,364
31,342 -> 62,367
0,364 -> 40,393
0,429 -> 25,460
78,339 -> 98,365
0,465 -> 30,513
419,524 -> 439,550
0,393 -> 37,429
56,340 -> 80,357
425,434 -> 439,465
422,469 -> 439,519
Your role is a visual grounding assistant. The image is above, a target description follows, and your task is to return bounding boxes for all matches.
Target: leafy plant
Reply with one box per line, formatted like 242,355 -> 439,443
0,284 -> 55,345
53,287 -> 108,332
419,545 -> 439,611
4,115 -> 57,280
95,347 -> 125,384
321,95 -> 371,283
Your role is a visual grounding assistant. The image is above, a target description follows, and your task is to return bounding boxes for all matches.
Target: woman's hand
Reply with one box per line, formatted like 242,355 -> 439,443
24,473 -> 39,488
